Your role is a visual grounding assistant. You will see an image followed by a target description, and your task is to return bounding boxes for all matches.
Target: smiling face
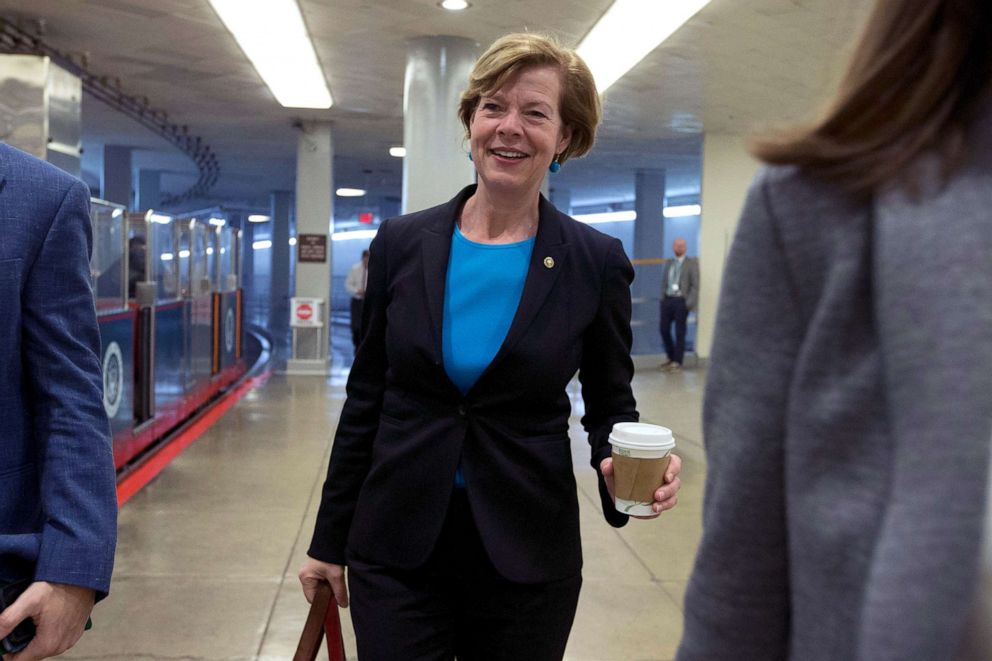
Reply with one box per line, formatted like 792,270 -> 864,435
469,64 -> 572,200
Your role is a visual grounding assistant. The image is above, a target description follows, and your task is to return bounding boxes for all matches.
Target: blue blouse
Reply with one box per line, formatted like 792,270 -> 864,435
442,225 -> 535,393
443,225 -> 535,487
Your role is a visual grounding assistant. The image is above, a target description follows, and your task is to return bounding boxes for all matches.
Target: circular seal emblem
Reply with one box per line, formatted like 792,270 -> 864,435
225,308 -> 235,353
102,341 -> 124,419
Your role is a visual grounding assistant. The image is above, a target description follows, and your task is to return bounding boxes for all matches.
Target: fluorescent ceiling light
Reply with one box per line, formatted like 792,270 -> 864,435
389,147 -> 406,158
336,188 -> 366,197
573,210 -> 637,225
206,247 -> 215,255
440,0 -> 470,9
252,240 -> 273,250
663,204 -> 701,218
248,214 -> 270,223
111,208 -> 124,218
179,250 -> 191,259
148,213 -> 172,224
209,0 -> 332,109
161,253 -> 174,262
577,0 -> 710,93
208,217 -> 226,227
289,237 -> 298,246
332,229 -> 378,241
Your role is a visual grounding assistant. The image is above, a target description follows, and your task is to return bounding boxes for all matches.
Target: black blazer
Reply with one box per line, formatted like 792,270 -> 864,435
308,185 -> 638,583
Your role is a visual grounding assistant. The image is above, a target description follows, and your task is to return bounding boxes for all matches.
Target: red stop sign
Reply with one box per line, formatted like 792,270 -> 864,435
297,303 -> 313,321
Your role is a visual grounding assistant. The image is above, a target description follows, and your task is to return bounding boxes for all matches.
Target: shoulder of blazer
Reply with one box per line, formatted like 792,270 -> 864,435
550,200 -> 623,266
383,185 -> 476,240
1,143 -> 83,195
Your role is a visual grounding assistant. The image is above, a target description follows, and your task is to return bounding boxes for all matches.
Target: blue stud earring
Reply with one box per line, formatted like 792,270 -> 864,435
549,157 -> 561,173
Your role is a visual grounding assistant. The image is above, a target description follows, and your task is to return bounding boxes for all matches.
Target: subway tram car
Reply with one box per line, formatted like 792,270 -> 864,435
90,199 -> 253,474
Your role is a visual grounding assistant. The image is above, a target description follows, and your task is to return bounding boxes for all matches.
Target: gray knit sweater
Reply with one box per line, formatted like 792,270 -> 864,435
677,130 -> 992,661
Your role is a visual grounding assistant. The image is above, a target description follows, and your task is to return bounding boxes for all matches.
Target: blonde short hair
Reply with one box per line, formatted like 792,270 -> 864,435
458,33 -> 601,164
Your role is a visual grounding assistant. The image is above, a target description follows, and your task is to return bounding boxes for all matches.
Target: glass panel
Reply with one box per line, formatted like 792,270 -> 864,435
206,226 -> 218,291
89,200 -> 126,311
189,221 -> 210,296
217,227 -> 235,292
151,217 -> 180,302
127,215 -> 148,300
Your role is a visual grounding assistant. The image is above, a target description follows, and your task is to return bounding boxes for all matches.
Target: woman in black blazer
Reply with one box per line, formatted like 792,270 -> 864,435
300,32 -> 682,660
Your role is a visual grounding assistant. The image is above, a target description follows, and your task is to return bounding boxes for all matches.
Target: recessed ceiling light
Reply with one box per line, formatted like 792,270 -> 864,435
336,188 -> 367,197
577,0 -> 710,93
209,0 -> 332,109
439,0 -> 470,10
389,146 -> 407,158
248,214 -> 271,223
663,204 -> 701,218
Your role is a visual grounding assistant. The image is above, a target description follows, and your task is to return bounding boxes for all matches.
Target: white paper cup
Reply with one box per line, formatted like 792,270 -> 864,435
609,423 -> 675,515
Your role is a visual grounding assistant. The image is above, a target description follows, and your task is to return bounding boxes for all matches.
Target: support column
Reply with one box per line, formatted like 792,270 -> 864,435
239,214 -> 255,317
632,169 -> 666,355
696,133 -> 760,359
287,121 -> 333,374
402,36 -> 477,214
270,190 -> 293,364
102,145 -> 132,208
136,169 -> 161,210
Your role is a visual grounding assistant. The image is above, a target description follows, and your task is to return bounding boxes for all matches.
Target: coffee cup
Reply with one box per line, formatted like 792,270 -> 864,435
609,422 -> 676,516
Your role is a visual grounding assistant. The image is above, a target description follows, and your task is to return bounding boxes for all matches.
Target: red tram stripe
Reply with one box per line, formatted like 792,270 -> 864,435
115,370 -> 272,506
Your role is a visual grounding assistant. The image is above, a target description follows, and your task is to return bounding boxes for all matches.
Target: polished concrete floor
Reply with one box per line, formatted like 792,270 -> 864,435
63,355 -> 706,661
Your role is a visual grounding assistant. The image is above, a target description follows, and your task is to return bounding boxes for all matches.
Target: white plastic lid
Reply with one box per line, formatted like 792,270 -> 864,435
609,422 -> 675,451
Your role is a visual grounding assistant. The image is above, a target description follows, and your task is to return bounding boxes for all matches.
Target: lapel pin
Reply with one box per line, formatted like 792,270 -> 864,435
543,256 -> 555,269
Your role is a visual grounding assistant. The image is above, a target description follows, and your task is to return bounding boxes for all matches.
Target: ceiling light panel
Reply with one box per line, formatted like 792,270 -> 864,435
209,0 -> 332,109
577,0 -> 711,93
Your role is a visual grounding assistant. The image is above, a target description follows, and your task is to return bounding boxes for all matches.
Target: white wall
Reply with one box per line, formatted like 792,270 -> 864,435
696,134 -> 760,359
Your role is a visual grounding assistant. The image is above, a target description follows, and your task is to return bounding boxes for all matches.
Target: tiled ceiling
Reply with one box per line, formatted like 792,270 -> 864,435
0,0 -> 870,210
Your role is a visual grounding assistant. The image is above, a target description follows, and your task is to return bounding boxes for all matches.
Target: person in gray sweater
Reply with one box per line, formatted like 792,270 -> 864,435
677,1 -> 992,659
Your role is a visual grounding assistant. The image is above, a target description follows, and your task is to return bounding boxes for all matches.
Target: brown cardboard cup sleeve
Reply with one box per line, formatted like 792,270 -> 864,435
609,423 -> 675,516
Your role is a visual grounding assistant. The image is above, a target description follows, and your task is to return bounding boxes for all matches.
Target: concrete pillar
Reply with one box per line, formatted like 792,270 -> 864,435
549,187 -> 572,215
402,36 -> 477,214
287,121 -> 333,374
0,55 -> 81,177
136,169 -> 161,210
239,214 -> 255,311
270,190 -> 293,363
102,145 -> 132,208
696,133 -> 760,359
632,169 -> 666,355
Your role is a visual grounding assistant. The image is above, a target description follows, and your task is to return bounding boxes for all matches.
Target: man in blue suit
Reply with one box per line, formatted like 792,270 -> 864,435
0,144 -> 117,659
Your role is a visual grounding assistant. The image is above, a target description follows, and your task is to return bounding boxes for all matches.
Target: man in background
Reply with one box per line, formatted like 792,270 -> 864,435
659,237 -> 699,372
345,249 -> 370,351
0,143 -> 117,659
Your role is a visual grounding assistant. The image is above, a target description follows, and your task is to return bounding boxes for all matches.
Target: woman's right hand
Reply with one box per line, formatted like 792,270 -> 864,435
299,558 -> 349,608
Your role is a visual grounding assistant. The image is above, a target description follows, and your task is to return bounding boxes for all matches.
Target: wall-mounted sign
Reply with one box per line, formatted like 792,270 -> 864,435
298,233 -> 327,263
291,297 -> 324,327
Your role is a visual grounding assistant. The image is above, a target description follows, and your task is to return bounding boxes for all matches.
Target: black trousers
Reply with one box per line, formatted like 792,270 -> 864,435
350,297 -> 363,350
660,295 -> 689,364
347,490 -> 582,661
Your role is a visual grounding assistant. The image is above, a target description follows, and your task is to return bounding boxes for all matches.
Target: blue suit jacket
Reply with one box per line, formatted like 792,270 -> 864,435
0,144 -> 117,596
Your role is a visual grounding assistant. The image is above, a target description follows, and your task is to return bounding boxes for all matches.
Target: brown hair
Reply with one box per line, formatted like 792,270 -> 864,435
751,0 -> 992,195
458,33 -> 601,164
